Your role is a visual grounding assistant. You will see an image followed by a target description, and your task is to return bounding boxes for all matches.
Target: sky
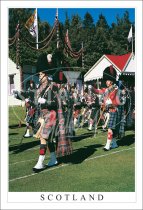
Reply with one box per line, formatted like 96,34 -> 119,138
38,8 -> 135,26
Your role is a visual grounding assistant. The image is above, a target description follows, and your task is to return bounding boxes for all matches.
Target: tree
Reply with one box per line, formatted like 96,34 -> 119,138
61,14 -> 83,68
9,8 -> 34,38
81,12 -> 96,68
94,14 -> 111,58
64,12 -> 70,32
109,11 -> 133,55
70,14 -> 83,50
83,12 -> 94,29
9,9 -> 135,73
9,9 -> 58,66
82,13 -> 111,67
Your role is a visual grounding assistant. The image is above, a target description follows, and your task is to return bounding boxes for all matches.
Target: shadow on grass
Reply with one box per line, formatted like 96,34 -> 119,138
71,132 -> 95,142
9,124 -> 26,129
117,134 -> 135,146
9,140 -> 39,153
9,133 -> 19,135
58,144 -> 103,165
125,126 -> 135,131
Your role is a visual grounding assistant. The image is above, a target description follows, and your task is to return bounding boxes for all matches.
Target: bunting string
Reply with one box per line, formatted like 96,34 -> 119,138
9,34 -> 16,41
20,25 -> 56,51
20,19 -> 58,45
9,36 -> 17,46
59,24 -> 83,59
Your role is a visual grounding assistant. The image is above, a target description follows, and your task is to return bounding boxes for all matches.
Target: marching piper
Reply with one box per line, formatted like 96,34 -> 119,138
32,53 -> 72,172
13,52 -> 72,172
93,66 -> 126,151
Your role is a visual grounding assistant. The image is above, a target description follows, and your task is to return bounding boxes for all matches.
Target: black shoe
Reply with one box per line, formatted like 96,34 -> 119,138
32,166 -> 47,173
103,148 -> 110,151
23,134 -> 32,138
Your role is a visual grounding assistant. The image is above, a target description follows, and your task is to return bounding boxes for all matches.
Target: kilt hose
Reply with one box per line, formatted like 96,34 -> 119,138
107,105 -> 125,137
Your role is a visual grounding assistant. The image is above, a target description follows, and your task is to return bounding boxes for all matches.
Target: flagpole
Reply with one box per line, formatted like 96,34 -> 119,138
82,42 -> 84,69
36,8 -> 38,49
56,8 -> 59,49
132,28 -> 133,54
66,29 -> 69,57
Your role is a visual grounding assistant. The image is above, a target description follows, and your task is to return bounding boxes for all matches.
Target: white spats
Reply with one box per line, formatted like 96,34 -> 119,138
104,139 -> 118,151
88,124 -> 93,131
24,129 -> 32,138
74,118 -> 78,127
33,155 -> 46,170
104,139 -> 112,151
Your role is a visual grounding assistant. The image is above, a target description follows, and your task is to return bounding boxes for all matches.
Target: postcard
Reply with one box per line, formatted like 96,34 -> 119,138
1,1 -> 142,209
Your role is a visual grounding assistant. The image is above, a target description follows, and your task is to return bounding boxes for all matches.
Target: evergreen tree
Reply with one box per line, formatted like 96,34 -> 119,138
82,12 -> 96,68
9,9 -> 135,73
62,14 -> 83,67
109,11 -> 133,54
9,9 -> 57,66
93,14 -> 111,61
70,14 -> 83,50
64,12 -> 70,32
9,8 -> 34,38
83,12 -> 94,29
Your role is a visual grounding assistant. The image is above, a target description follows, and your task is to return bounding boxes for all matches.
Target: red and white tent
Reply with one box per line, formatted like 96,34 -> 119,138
84,53 -> 135,82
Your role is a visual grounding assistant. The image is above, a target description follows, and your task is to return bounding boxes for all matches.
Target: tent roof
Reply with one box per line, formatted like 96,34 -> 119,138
105,53 -> 132,72
84,53 -> 134,82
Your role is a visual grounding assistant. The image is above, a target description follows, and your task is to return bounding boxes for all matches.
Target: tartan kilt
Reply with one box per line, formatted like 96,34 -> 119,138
107,106 -> 125,135
39,108 -> 73,157
40,109 -> 57,140
107,112 -> 117,129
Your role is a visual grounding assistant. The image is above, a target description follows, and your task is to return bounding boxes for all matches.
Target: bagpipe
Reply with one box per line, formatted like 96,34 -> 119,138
101,84 -> 127,109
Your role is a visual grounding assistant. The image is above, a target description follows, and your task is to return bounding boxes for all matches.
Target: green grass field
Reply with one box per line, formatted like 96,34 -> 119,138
9,106 -> 135,192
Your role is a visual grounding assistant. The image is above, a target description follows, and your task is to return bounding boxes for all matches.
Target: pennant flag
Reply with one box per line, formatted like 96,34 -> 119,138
127,26 -> 132,43
25,10 -> 37,37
